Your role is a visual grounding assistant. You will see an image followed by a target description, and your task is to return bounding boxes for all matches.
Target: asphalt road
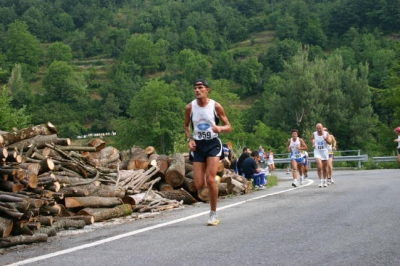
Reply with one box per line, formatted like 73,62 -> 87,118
1,169 -> 400,266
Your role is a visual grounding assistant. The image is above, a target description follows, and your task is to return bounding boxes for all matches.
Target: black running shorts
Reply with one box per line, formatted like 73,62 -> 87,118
190,138 -> 223,162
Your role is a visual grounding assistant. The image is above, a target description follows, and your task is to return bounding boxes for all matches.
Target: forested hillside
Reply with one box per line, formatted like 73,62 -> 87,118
0,0 -> 400,158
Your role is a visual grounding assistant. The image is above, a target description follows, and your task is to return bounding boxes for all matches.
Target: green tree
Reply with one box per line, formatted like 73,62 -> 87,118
7,64 -> 33,109
114,80 -> 185,154
181,26 -> 199,51
47,42 -> 73,63
253,48 -> 376,150
99,93 -> 121,131
5,20 -> 42,73
21,6 -> 50,41
121,34 -> 161,75
0,86 -> 31,131
42,61 -> 87,102
275,13 -> 298,40
234,57 -> 263,96
212,51 -> 235,80
176,49 -> 211,84
261,39 -> 300,73
369,49 -> 396,88
30,100 -> 84,137
300,15 -> 327,48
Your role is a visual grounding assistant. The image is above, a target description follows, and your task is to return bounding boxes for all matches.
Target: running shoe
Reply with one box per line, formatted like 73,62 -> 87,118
327,179 -> 332,185
319,181 -> 323,188
292,181 -> 297,187
253,185 -> 259,189
299,176 -> 304,185
305,173 -> 308,178
207,212 -> 220,226
259,185 -> 265,190
331,179 -> 335,184
323,179 -> 327,187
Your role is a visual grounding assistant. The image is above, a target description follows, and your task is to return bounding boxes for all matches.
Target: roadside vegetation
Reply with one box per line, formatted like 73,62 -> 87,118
0,0 -> 400,166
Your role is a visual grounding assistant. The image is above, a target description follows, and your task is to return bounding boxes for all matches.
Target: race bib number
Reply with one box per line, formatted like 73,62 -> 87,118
197,131 -> 212,140
317,141 -> 324,149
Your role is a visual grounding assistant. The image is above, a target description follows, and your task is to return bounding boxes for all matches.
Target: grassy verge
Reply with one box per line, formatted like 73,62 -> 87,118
266,174 -> 278,187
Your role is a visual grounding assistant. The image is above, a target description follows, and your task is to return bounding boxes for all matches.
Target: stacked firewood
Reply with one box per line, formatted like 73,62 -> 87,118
0,122 -> 250,248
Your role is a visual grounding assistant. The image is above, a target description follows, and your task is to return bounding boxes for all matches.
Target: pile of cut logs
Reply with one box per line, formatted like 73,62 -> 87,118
0,122 -> 251,248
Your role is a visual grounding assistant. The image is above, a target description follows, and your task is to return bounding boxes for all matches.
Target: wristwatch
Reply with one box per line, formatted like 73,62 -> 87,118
186,138 -> 192,142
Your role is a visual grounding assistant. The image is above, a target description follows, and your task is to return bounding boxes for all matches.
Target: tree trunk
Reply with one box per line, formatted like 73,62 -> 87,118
57,146 -> 96,152
0,233 -> 48,248
0,122 -> 57,146
154,154 -> 170,178
7,134 -> 58,151
0,148 -> 8,160
145,146 -> 156,155
53,215 -> 94,225
38,216 -> 53,226
77,204 -> 132,222
64,196 -> 123,208
87,138 -> 106,152
181,177 -> 197,193
184,162 -> 193,174
157,188 -> 197,204
0,180 -> 24,192
165,153 -> 185,188
197,187 -> 209,202
0,167 -> 25,181
124,147 -> 149,170
157,180 -> 174,191
0,217 -> 13,238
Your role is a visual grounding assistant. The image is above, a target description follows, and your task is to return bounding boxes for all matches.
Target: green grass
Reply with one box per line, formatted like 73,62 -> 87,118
266,174 -> 278,187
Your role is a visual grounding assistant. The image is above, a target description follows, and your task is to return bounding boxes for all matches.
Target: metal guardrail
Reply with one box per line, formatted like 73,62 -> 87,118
273,150 -> 368,169
266,150 -> 398,169
372,156 -> 398,163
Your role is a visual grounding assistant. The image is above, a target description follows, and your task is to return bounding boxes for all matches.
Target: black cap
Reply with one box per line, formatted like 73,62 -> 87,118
193,78 -> 210,88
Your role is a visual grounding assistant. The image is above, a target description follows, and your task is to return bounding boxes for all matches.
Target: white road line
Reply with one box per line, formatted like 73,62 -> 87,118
7,180 -> 313,266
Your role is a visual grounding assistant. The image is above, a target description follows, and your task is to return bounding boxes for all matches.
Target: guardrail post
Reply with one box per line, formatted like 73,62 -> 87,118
358,149 -> 361,169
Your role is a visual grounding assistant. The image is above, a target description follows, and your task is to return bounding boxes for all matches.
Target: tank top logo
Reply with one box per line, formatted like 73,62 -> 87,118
197,123 -> 210,130
316,141 -> 324,149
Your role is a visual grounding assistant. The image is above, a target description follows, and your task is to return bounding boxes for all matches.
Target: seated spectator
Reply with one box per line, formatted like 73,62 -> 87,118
237,147 -> 251,176
243,151 -> 265,190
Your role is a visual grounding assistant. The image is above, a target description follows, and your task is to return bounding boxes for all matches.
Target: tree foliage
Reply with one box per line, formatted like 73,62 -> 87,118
5,20 -> 42,73
42,61 -> 87,102
114,79 -> 185,154
0,0 -> 399,156
0,86 -> 31,131
249,47 -> 377,151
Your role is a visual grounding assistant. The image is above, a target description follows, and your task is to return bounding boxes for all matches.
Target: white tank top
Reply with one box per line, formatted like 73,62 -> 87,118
290,138 -> 303,158
191,99 -> 219,140
313,131 -> 329,151
398,136 -> 400,148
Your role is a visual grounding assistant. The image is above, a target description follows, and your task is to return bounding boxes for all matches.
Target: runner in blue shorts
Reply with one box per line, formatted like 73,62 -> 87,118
287,129 -> 308,187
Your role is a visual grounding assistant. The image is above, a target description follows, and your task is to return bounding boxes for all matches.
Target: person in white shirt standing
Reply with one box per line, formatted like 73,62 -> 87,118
394,127 -> 400,166
311,123 -> 332,187
184,78 -> 232,226
266,148 -> 275,176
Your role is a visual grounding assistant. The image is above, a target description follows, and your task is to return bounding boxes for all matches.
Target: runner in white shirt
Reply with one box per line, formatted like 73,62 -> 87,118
311,123 -> 332,187
287,129 -> 308,187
